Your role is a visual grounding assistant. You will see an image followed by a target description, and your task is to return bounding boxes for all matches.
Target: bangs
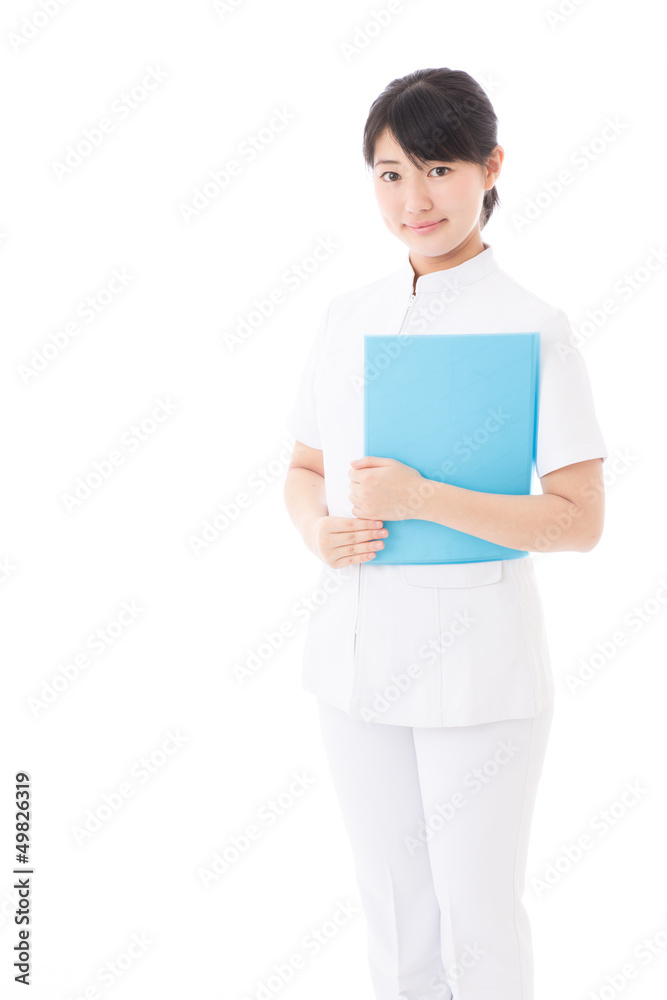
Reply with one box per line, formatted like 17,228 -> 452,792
377,89 -> 479,168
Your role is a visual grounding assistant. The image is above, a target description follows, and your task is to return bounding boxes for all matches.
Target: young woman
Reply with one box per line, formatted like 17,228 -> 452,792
283,67 -> 607,1000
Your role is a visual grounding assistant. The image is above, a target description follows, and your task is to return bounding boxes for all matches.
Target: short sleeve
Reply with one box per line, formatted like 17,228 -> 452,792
285,300 -> 331,450
535,307 -> 608,479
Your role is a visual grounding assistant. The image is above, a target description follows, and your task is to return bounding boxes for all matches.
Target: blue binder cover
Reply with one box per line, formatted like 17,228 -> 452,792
363,333 -> 540,564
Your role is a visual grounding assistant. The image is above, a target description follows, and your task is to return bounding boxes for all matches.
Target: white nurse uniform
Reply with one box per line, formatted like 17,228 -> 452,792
286,243 -> 608,728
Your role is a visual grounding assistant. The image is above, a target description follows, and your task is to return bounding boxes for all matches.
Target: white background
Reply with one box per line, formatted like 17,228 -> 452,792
1,1 -> 665,998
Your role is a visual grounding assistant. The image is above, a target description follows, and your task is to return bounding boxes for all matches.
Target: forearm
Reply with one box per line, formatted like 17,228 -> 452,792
284,467 -> 329,556
417,480 -> 590,553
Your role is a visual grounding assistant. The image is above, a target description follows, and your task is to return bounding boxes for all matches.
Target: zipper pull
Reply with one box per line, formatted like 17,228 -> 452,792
400,290 -> 416,333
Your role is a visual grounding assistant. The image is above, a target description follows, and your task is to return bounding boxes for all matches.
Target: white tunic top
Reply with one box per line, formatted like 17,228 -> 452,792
286,243 -> 608,727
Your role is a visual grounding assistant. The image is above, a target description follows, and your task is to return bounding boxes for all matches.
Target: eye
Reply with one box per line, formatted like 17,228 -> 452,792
377,165 -> 452,182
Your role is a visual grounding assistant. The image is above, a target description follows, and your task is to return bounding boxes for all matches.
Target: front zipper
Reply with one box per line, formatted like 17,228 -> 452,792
349,288 -> 416,718
350,291 -> 417,718
349,561 -> 363,717
400,290 -> 416,333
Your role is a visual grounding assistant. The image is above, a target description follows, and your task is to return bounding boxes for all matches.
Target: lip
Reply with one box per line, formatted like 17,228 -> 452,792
405,219 -> 446,233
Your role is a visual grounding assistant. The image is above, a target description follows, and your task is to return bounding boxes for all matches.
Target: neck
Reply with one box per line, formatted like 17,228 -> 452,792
409,232 -> 488,291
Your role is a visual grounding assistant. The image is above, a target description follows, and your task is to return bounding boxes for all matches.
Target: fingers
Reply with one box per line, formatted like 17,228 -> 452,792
333,525 -> 388,565
330,521 -> 388,547
332,517 -> 385,534
335,527 -> 387,545
316,516 -> 389,568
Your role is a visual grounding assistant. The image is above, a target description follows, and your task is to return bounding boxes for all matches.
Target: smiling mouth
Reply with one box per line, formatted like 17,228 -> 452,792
405,219 -> 446,231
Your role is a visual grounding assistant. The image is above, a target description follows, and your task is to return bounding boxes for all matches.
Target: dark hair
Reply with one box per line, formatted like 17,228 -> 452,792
362,68 -> 501,229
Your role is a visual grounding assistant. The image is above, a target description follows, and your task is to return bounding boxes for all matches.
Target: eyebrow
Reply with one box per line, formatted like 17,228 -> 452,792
374,157 -> 453,168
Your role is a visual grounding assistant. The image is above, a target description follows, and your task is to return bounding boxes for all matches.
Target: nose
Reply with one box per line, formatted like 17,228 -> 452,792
403,178 -> 434,215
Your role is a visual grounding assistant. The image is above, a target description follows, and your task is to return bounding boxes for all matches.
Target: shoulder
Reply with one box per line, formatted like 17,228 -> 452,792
328,267 -> 399,311
319,267 -> 401,348
491,266 -> 577,349
492,266 -> 563,325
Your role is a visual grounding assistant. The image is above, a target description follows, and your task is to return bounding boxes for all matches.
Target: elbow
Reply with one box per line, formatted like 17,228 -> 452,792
578,536 -> 599,554
578,521 -> 604,553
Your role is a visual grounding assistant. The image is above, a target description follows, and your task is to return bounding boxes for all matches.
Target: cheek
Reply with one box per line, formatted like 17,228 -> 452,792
374,184 -> 398,217
449,176 -> 484,211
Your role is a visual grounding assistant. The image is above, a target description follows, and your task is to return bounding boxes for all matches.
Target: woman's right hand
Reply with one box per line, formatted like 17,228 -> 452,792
311,516 -> 388,568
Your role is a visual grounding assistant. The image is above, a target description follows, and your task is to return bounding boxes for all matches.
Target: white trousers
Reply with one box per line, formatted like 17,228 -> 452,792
316,698 -> 554,1000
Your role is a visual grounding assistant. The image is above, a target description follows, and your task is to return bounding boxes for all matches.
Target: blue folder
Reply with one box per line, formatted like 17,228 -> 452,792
363,333 -> 540,564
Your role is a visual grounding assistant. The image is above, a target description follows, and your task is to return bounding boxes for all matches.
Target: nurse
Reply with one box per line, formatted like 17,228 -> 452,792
284,67 -> 607,1000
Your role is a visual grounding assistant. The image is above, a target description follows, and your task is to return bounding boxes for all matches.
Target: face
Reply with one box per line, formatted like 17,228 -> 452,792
372,127 -> 503,262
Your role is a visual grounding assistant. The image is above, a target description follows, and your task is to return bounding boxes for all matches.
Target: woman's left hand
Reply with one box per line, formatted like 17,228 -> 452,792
348,456 -> 435,521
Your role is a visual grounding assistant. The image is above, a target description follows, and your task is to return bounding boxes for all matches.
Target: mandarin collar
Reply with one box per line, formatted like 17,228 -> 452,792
399,242 -> 498,295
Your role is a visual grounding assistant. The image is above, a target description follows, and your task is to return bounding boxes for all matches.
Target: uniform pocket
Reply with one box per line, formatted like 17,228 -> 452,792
398,560 -> 503,588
